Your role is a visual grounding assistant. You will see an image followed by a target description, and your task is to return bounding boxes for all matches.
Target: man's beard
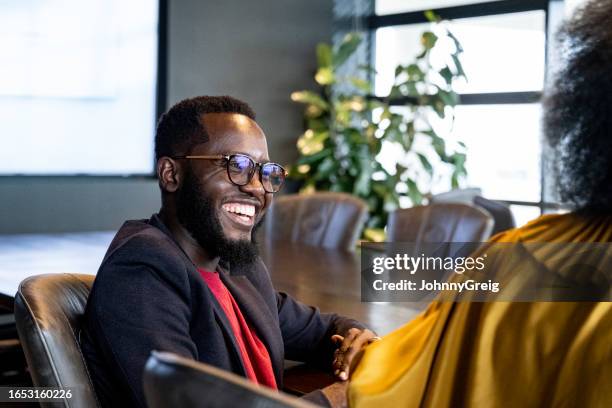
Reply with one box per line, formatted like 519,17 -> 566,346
176,167 -> 262,268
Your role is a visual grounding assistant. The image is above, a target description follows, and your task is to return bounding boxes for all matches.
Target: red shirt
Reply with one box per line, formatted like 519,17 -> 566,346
199,269 -> 277,389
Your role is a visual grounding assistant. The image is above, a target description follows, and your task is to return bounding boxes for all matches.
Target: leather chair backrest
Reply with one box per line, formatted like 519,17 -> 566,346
263,192 -> 368,251
387,203 -> 494,244
430,190 -> 516,236
14,273 -> 99,408
144,351 -> 314,408
430,188 -> 482,205
473,196 -> 516,235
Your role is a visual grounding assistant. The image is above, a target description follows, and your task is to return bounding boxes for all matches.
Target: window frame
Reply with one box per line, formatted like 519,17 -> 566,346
367,0 -> 563,213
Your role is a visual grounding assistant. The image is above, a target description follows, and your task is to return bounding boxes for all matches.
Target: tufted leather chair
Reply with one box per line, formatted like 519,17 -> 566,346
14,273 -> 100,408
387,203 -> 494,244
263,192 -> 368,251
144,351 -> 314,408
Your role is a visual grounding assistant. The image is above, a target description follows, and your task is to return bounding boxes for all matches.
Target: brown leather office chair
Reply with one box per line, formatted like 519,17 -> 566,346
14,273 -> 100,408
387,203 -> 494,243
263,192 -> 368,251
144,351 -> 315,408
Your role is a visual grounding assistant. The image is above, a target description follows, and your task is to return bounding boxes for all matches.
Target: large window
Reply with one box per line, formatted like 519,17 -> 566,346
371,0 -> 556,225
0,0 -> 163,176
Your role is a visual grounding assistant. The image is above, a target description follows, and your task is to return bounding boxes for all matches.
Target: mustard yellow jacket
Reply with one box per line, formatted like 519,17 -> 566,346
349,213 -> 612,408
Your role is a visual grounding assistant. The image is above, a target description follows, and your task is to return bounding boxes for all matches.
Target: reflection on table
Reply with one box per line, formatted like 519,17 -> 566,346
261,241 -> 421,336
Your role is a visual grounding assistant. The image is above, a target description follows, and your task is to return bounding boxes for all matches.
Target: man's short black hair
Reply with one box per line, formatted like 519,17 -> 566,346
155,95 -> 256,160
543,0 -> 612,211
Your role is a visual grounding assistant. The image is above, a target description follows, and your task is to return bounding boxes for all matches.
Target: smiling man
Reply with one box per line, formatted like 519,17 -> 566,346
81,96 -> 374,407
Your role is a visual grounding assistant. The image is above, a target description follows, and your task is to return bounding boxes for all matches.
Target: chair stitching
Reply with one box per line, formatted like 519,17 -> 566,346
292,199 -> 306,243
415,207 -> 429,245
449,205 -> 464,241
319,200 -> 336,247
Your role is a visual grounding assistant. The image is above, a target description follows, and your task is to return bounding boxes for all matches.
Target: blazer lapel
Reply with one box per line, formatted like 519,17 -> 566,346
219,273 -> 284,384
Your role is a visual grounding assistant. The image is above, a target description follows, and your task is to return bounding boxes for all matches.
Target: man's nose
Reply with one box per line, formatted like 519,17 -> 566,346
240,168 -> 265,197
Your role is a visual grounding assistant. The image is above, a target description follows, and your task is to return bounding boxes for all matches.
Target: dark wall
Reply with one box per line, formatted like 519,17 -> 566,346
0,0 -> 332,234
167,0 -> 332,163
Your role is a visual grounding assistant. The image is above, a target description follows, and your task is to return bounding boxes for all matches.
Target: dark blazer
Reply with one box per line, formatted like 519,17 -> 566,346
81,214 -> 365,407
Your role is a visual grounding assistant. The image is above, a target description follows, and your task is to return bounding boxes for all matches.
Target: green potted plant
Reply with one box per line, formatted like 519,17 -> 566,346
289,12 -> 467,240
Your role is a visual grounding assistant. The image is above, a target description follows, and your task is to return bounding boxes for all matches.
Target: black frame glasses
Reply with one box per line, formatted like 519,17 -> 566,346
172,153 -> 287,193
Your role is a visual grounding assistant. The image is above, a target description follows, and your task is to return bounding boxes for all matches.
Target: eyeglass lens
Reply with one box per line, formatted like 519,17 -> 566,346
227,155 -> 285,192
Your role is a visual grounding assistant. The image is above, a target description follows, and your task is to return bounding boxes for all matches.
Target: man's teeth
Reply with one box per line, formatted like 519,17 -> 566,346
222,203 -> 255,217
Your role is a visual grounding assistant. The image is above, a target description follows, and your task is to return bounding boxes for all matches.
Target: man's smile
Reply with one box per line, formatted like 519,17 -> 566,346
221,201 -> 258,228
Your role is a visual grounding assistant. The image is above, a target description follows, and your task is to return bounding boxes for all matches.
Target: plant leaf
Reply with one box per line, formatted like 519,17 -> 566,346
383,193 -> 400,212
354,163 -> 372,196
333,33 -> 362,68
451,171 -> 460,189
421,31 -> 438,50
363,228 -> 386,242
315,67 -> 334,85
307,118 -> 329,132
291,91 -> 329,109
424,10 -> 440,23
406,178 -> 423,205
452,152 -> 466,168
297,130 -> 328,156
295,148 -> 331,165
447,29 -> 464,53
439,66 -> 453,85
437,89 -> 459,107
430,133 -> 447,158
427,94 -> 446,118
406,64 -> 425,81
349,77 -> 371,93
394,65 -> 403,78
358,64 -> 378,75
416,152 -> 434,176
389,85 -> 403,98
316,43 -> 333,69
313,157 -> 337,180
452,54 -> 467,79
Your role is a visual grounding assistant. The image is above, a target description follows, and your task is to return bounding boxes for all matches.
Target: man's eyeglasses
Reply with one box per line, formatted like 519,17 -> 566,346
172,153 -> 286,193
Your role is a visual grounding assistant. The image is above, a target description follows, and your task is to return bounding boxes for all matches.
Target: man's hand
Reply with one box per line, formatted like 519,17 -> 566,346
331,328 -> 380,381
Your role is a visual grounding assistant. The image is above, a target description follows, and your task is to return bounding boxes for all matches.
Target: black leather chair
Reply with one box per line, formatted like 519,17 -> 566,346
14,273 -> 100,408
262,192 -> 368,251
144,351 -> 315,408
387,203 -> 494,243
429,188 -> 482,205
473,196 -> 516,235
431,190 -> 516,236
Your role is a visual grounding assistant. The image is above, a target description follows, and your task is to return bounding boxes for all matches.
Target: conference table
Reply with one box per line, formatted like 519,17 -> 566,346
0,233 -> 421,333
261,241 -> 421,335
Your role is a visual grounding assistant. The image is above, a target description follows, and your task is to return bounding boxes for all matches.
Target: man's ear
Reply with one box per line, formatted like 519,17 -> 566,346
157,157 -> 181,193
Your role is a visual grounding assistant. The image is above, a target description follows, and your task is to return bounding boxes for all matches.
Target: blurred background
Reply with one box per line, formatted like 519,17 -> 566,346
0,0 -> 587,235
